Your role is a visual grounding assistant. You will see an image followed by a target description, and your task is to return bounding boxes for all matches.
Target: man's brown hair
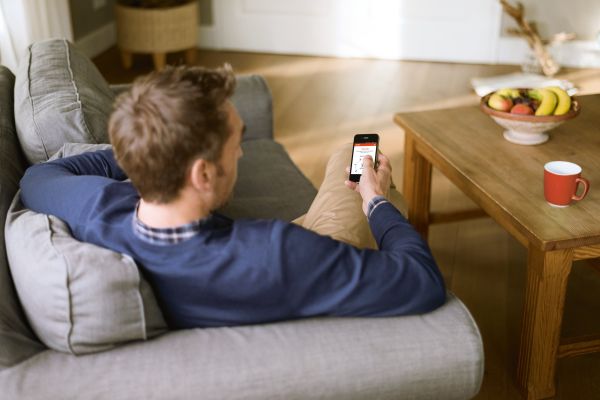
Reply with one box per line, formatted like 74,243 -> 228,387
108,65 -> 236,203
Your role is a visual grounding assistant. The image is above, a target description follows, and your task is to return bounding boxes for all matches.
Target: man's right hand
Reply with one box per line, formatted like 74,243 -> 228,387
345,153 -> 392,216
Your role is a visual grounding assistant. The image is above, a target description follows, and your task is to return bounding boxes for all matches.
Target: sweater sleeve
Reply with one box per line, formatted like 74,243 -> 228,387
268,201 -> 446,318
19,149 -> 128,224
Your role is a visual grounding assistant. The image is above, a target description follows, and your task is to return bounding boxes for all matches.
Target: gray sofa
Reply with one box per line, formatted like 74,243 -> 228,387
0,40 -> 483,399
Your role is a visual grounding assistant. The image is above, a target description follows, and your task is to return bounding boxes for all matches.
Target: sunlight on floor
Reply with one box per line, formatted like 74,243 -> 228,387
250,57 -> 358,78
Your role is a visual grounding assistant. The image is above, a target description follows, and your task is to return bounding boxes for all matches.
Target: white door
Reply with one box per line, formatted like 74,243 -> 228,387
210,0 -> 503,63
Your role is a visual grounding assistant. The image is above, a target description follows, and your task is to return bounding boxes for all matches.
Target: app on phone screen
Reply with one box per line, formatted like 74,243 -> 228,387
351,143 -> 377,175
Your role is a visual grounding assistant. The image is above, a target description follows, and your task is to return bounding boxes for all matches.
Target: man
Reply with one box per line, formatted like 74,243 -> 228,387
20,65 -> 445,329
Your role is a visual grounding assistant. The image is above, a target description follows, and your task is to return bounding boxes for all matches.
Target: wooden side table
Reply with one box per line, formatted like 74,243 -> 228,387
395,94 -> 600,399
115,0 -> 198,71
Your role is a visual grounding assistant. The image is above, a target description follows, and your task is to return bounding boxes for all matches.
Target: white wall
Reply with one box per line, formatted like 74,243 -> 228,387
197,0 -> 600,68
201,0 -> 504,63
500,0 -> 600,40
497,0 -> 600,68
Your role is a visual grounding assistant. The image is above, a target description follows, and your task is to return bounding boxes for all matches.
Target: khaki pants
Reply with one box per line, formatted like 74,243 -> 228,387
293,144 -> 407,250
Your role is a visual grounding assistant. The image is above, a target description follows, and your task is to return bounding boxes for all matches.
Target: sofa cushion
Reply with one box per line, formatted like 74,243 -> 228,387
109,74 -> 275,142
0,293 -> 483,400
231,75 -> 273,141
221,139 -> 317,221
5,197 -> 167,355
14,39 -> 114,164
0,66 -> 45,370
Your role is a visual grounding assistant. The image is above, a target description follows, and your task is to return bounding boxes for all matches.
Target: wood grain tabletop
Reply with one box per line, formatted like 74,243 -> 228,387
395,94 -> 600,251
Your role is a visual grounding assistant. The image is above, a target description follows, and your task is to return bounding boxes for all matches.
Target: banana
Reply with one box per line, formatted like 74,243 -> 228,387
546,86 -> 572,115
495,88 -> 520,98
528,88 -> 558,116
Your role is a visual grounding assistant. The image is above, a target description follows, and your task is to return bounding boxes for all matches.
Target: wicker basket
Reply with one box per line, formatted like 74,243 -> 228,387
115,0 -> 198,54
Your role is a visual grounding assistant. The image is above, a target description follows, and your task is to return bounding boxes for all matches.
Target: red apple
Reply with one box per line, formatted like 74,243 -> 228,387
487,93 -> 513,112
510,103 -> 534,115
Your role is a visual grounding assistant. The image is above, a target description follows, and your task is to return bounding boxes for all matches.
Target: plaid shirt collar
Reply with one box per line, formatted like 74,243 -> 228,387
132,202 -> 209,246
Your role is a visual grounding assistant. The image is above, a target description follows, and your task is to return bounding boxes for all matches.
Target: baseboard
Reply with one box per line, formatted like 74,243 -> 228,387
497,37 -> 600,68
75,22 -> 116,59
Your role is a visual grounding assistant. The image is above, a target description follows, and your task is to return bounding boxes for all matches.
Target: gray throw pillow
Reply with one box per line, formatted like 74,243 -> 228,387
49,142 -> 112,160
14,39 -> 114,164
5,196 -> 167,355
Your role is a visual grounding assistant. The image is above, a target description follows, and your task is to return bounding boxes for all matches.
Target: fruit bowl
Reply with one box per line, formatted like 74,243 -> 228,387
480,91 -> 580,145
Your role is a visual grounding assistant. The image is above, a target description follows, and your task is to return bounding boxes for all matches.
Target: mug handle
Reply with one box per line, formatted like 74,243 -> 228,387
572,177 -> 590,201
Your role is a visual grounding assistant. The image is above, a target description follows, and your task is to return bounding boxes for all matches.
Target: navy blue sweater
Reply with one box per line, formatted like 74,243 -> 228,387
20,150 -> 446,328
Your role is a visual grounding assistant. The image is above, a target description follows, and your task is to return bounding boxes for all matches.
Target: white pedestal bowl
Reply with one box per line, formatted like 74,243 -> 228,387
480,93 -> 580,146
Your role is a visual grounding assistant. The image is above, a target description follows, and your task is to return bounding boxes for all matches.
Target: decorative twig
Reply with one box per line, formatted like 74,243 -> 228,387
548,32 -> 576,46
499,0 -> 574,76
506,30 -> 576,46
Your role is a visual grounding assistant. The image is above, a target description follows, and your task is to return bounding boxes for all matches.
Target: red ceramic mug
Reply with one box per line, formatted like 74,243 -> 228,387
544,161 -> 590,207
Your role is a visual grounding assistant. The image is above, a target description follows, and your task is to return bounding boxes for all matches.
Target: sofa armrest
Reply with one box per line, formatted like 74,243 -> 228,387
0,292 -> 483,399
109,74 -> 274,142
231,75 -> 273,141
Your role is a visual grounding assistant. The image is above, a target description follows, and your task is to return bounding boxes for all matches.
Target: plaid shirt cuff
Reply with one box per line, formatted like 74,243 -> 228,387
367,195 -> 388,219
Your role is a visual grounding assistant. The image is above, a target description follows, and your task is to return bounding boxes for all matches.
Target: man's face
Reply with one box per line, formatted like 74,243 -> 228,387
213,101 -> 244,208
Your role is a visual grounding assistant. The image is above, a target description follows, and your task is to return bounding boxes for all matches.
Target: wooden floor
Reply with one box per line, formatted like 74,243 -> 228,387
94,48 -> 600,399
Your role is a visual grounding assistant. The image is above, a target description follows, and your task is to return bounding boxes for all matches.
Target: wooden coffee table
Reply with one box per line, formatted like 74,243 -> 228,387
395,94 -> 600,400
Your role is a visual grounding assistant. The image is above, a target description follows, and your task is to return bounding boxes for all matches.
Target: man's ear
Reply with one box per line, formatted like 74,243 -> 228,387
188,158 -> 216,192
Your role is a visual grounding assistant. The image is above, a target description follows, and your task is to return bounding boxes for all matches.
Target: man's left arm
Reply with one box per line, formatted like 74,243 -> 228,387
20,149 -> 127,224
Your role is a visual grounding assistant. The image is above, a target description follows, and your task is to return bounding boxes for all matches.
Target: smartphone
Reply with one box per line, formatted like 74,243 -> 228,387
349,133 -> 379,182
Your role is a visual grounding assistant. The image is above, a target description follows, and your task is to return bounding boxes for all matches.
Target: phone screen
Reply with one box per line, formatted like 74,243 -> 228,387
350,142 -> 378,175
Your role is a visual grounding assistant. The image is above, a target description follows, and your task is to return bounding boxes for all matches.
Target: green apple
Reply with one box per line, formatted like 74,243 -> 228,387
488,93 -> 513,112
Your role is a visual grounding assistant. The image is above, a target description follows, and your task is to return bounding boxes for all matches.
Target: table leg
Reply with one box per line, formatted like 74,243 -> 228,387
402,128 -> 432,239
517,247 -> 573,399
153,52 -> 166,71
185,48 -> 197,65
120,50 -> 133,70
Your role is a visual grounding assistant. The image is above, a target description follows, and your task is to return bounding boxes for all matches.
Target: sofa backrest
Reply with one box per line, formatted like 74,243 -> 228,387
230,75 -> 273,141
108,75 -> 275,142
0,66 -> 45,370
